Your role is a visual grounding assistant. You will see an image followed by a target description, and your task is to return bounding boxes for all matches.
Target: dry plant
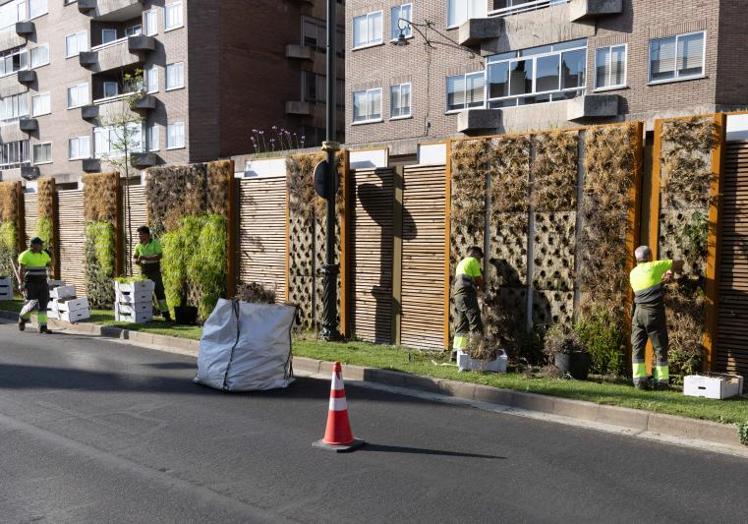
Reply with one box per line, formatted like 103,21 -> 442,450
37,178 -> 56,220
531,130 -> 579,212
207,160 -> 232,217
450,138 -> 489,233
490,135 -> 531,216
236,282 -> 276,304
146,165 -> 208,233
0,181 -> 20,224
83,172 -> 118,223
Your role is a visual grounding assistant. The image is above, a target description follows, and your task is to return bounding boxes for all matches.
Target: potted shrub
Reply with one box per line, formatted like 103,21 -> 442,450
457,335 -> 508,373
544,324 -> 590,380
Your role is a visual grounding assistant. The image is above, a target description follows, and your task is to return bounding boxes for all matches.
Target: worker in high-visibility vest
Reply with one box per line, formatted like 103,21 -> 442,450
629,245 -> 683,390
134,226 -> 171,321
17,237 -> 53,334
452,246 -> 485,357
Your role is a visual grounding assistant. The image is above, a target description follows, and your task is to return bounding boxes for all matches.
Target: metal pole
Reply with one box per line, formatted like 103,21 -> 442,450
320,0 -> 339,340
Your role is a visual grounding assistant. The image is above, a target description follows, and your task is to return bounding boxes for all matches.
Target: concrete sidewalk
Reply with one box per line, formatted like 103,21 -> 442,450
1,309 -> 745,454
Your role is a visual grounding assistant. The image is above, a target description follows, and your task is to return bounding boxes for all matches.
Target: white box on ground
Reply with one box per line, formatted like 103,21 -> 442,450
0,276 -> 12,301
57,297 -> 90,313
457,350 -> 508,373
116,302 -> 152,316
47,301 -> 60,320
60,308 -> 90,323
50,286 -> 76,300
116,291 -> 152,305
683,374 -> 744,400
115,310 -> 153,323
115,280 -> 155,296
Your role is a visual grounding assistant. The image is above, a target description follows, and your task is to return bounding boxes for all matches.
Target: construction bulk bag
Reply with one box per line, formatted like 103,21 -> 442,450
196,299 -> 296,391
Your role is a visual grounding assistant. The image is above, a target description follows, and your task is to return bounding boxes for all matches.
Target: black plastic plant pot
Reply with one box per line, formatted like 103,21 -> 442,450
174,306 -> 198,325
554,352 -> 591,380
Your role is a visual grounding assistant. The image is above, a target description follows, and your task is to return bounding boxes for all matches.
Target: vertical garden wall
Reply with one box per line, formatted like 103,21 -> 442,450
37,178 -> 58,278
0,181 -> 23,286
83,173 -> 119,308
145,160 -> 232,321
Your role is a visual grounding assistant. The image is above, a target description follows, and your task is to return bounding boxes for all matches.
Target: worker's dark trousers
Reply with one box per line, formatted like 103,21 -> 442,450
142,265 -> 168,315
631,303 -> 669,386
22,276 -> 49,326
453,291 -> 483,352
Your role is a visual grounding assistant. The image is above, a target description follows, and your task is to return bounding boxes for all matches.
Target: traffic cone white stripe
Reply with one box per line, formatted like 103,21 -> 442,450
331,372 -> 344,391
329,397 -> 348,411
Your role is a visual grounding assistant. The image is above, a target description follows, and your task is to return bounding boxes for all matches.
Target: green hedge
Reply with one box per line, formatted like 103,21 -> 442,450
85,221 -> 116,308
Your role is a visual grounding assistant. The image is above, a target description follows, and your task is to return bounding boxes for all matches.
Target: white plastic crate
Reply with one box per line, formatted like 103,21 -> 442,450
57,297 -> 90,313
50,286 -> 77,300
47,301 -> 60,320
116,302 -> 153,316
683,374 -> 744,400
60,308 -> 90,323
457,349 -> 508,373
115,309 -> 153,324
115,280 -> 155,296
116,291 -> 152,305
0,277 -> 12,301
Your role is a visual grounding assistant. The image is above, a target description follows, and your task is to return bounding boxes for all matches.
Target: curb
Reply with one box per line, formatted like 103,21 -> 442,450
0,309 -> 744,450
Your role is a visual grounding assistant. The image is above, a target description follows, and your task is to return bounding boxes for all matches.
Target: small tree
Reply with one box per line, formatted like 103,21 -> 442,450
96,69 -> 146,277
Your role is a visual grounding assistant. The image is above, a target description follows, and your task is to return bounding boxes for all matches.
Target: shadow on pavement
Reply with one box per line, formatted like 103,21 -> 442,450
362,443 -> 506,460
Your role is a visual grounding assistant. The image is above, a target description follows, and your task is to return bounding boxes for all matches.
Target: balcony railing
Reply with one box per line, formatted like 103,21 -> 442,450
488,0 -> 569,18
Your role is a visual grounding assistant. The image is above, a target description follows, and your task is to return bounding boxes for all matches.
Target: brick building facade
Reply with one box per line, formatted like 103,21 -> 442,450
346,0 -> 748,157
0,0 -> 344,185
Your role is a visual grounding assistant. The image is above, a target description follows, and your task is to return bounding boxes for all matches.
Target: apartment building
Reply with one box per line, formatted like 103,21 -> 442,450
346,0 -> 748,156
0,0 -> 345,185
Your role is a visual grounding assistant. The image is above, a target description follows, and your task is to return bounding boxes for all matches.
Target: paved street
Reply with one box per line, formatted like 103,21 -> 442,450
0,319 -> 747,523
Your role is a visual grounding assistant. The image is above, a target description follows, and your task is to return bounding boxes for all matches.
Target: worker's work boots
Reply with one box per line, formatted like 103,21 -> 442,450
17,318 -> 26,331
39,325 -> 52,335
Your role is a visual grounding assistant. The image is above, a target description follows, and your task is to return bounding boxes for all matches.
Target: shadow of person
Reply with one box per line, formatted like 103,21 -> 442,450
354,168 -> 416,344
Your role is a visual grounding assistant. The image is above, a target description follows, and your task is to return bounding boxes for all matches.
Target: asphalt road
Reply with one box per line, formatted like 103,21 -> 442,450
0,319 -> 747,524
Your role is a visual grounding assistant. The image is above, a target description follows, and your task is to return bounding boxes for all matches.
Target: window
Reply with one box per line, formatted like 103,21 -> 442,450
28,0 -> 47,19
167,121 -> 185,149
145,66 -> 158,93
166,62 -> 184,90
94,123 -> 143,158
126,24 -> 142,37
103,81 -> 118,98
649,31 -> 705,83
144,9 -> 158,36
31,93 -> 50,116
446,72 -> 484,111
148,124 -> 159,152
68,136 -> 91,160
485,39 -> 587,108
101,28 -> 118,44
0,47 -> 28,77
0,140 -> 29,168
595,44 -> 626,90
302,17 -> 325,50
391,4 -> 412,40
164,2 -> 183,31
67,82 -> 89,108
66,31 -> 88,57
0,1 -> 26,30
352,88 -> 382,123
447,0 -> 486,28
30,44 -> 49,68
0,93 -> 28,121
33,143 -> 52,165
390,83 -> 412,118
352,11 -> 383,49
491,0 -> 569,16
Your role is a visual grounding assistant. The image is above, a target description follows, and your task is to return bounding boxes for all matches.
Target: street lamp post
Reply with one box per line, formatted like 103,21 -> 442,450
320,0 -> 340,341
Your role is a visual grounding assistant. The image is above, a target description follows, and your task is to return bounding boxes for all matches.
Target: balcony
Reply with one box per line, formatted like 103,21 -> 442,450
82,158 -> 101,173
79,0 -> 145,22
285,101 -> 311,116
20,165 -> 39,180
459,0 -> 620,55
81,35 -> 156,73
286,44 -> 313,60
0,72 -> 25,97
81,104 -> 99,121
0,28 -> 25,53
89,92 -> 156,122
15,22 -> 34,37
17,70 -> 35,85
19,117 -> 38,132
130,152 -> 157,168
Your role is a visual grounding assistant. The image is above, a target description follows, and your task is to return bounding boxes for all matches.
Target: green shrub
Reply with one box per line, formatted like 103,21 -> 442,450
739,422 -> 748,447
575,309 -> 626,376
0,221 -> 17,280
85,221 -> 115,308
37,216 -> 53,247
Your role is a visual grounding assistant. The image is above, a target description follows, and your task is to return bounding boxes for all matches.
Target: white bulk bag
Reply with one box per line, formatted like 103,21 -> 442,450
196,299 -> 297,391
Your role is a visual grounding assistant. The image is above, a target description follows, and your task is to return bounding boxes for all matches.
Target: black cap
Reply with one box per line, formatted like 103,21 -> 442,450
30,237 -> 43,246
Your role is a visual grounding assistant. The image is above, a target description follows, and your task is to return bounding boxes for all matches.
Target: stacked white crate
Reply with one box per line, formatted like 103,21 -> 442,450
48,284 -> 90,322
0,277 -> 12,301
115,280 -> 155,323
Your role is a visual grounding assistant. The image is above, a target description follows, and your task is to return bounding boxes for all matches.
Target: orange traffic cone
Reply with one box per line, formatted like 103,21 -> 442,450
314,362 -> 365,452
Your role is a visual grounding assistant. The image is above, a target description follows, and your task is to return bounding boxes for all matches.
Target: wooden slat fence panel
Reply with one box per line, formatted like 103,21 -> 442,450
400,165 -> 446,350
24,193 -> 37,245
239,177 -> 287,301
717,141 -> 748,376
123,184 -> 147,273
58,190 -> 86,295
352,168 -> 394,344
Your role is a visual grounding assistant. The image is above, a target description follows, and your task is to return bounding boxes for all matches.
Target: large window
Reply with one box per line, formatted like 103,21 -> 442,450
143,9 -> 158,36
32,143 -> 52,165
390,83 -> 412,119
28,0 -> 47,19
30,44 -> 49,68
0,93 -> 28,122
352,11 -> 383,49
0,140 -> 29,168
67,82 -> 89,108
0,47 -> 28,77
486,39 -> 586,108
167,121 -> 185,149
447,0 -> 486,28
148,124 -> 160,152
101,28 -> 118,45
446,72 -> 484,111
490,0 -> 569,16
166,62 -> 184,90
595,44 -> 626,90
352,88 -> 382,123
164,2 -> 183,31
0,0 -> 26,30
69,136 -> 91,160
145,66 -> 158,93
66,31 -> 88,57
391,4 -> 412,40
31,92 -> 50,116
94,123 -> 143,158
649,31 -> 705,83
102,81 -> 119,98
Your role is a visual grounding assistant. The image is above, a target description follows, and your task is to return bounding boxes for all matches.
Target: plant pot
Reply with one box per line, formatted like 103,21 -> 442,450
174,306 -> 198,325
554,351 -> 591,380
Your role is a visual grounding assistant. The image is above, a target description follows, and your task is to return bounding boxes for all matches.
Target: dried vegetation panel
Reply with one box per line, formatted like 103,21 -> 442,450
146,165 -> 208,234
207,160 -> 233,217
37,178 -> 56,220
0,181 -> 21,224
83,172 -> 118,222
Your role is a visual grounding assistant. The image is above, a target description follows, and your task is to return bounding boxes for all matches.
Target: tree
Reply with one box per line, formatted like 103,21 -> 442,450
96,69 -> 146,277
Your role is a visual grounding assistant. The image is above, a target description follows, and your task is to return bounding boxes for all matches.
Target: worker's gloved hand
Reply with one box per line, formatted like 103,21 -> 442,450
662,270 -> 674,283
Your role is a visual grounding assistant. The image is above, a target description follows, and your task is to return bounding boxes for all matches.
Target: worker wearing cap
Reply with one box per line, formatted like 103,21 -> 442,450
134,226 -> 171,321
452,246 -> 485,357
17,237 -> 52,334
629,245 -> 683,390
